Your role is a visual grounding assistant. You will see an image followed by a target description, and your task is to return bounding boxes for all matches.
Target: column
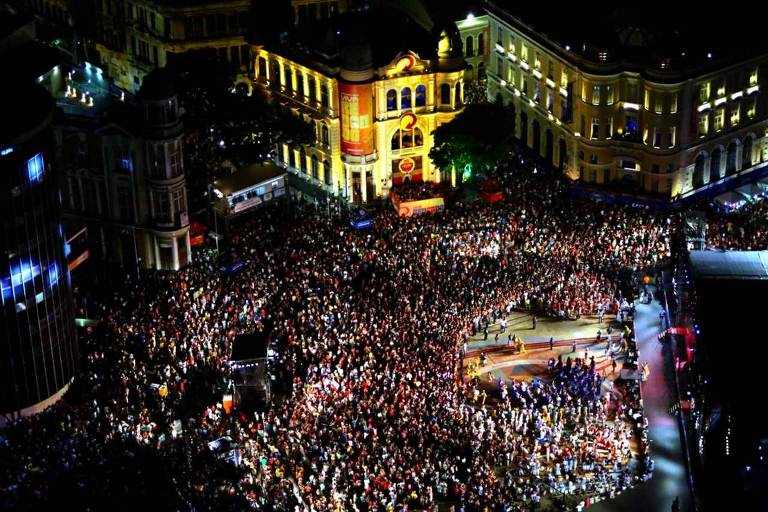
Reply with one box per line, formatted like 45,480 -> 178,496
360,167 -> 367,203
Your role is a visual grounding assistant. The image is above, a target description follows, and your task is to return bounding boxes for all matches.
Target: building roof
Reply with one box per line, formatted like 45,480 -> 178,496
487,1 -> 768,80
213,161 -> 286,196
689,250 -> 768,280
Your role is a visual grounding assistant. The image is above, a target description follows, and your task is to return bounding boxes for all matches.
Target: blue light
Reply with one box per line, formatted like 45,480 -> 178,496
48,263 -> 60,288
27,153 -> 44,183
1,147 -> 13,156
1,259 -> 41,303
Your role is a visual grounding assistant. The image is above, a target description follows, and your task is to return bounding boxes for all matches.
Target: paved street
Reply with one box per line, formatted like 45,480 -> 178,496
465,296 -> 693,512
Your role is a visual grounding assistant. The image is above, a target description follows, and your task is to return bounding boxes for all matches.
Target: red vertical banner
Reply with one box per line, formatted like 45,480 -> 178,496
339,82 -> 374,156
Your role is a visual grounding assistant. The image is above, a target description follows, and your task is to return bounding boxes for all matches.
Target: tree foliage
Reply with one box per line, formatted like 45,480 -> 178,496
429,102 -> 516,178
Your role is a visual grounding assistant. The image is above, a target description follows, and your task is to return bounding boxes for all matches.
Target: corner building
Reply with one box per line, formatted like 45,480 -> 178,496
486,2 -> 768,199
252,5 -> 465,203
1,82 -> 77,417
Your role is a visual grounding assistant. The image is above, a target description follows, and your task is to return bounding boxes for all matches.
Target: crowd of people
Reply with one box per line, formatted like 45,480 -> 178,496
706,198 -> 768,250
1,163 -> 672,511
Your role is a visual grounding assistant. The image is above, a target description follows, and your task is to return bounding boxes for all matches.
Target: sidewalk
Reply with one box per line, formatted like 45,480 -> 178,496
589,290 -> 693,512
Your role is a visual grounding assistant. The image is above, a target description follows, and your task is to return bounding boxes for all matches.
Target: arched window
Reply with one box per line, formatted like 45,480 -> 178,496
455,82 -> 462,106
321,84 -> 329,108
311,155 -> 319,179
415,85 -> 426,107
391,127 -> 424,150
743,137 -> 753,169
323,160 -> 332,185
478,33 -> 485,55
440,83 -> 451,105
726,142 -> 738,175
710,148 -> 722,182
693,153 -> 706,188
386,89 -> 397,111
465,36 -> 474,57
322,125 -> 330,146
401,87 -> 412,109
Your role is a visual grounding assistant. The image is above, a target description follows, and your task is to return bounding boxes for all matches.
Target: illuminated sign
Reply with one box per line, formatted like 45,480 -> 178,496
399,111 -> 418,130
339,82 -> 374,156
394,53 -> 416,73
399,157 -> 415,174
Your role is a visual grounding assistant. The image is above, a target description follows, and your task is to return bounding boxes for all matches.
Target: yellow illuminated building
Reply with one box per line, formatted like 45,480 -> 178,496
253,4 -> 465,203
486,2 -> 768,199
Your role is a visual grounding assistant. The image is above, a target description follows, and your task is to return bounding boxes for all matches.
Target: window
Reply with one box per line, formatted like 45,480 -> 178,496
288,148 -> 296,169
311,155 -> 319,180
465,36 -> 474,57
416,85 -> 427,107
714,108 -> 725,131
670,94 -> 678,114
589,154 -> 598,164
168,140 -> 182,177
750,68 -> 759,86
478,32 -> 485,54
592,84 -> 600,105
669,127 -> 677,148
172,188 -> 185,217
747,98 -> 757,119
391,127 -> 424,150
534,86 -> 541,104
401,87 -> 412,109
455,83 -> 462,106
547,61 -> 554,79
655,97 -> 663,114
496,25 -> 502,45
153,190 -> 171,223
643,89 -> 650,110
284,67 -> 293,92
591,117 -> 599,139
496,56 -> 503,76
560,71 -> 568,89
440,83 -> 451,105
308,77 -> 317,103
606,85 -> 614,105
27,153 -> 44,183
653,130 -> 661,148
323,160 -> 332,185
731,105 -> 740,126
386,89 -> 397,111
295,70 -> 304,97
321,85 -> 329,108
547,92 -> 554,112
521,44 -> 528,61
699,82 -> 711,103
698,113 -> 709,137
322,125 -> 330,146
624,115 -> 638,135
606,117 -> 613,139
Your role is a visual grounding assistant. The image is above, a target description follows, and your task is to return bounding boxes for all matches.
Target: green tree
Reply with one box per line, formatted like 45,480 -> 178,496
429,103 -> 515,180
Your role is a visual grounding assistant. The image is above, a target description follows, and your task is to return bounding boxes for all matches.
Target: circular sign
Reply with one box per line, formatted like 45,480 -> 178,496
395,54 -> 416,72
399,111 -> 418,130
399,157 -> 415,174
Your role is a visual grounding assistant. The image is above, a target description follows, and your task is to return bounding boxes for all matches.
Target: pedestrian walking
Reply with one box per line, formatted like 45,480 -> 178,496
549,337 -> 554,351
532,315 -> 537,330
483,327 -> 488,341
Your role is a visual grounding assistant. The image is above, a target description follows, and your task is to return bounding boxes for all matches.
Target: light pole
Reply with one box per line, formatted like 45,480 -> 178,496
209,183 -> 220,254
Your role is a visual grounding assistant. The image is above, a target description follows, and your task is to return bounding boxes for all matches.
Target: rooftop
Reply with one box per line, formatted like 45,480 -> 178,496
689,250 -> 768,280
487,1 -> 768,78
213,161 -> 287,196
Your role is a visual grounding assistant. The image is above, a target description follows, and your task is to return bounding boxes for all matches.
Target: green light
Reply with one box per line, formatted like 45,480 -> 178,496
462,163 -> 472,182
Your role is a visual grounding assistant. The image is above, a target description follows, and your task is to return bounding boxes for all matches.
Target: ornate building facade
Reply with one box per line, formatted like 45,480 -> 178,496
486,2 -> 768,199
253,4 -> 465,203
